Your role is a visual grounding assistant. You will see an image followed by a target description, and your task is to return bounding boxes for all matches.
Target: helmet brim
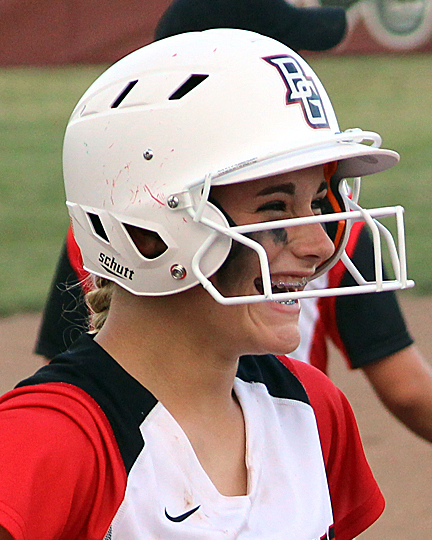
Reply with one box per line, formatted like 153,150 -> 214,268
208,141 -> 399,187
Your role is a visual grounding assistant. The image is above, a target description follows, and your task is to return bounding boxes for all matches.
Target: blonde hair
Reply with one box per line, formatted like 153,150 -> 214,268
85,277 -> 115,333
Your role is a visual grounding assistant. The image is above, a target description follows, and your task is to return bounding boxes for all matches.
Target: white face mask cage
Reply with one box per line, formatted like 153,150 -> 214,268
338,177 -> 413,293
170,136 -> 414,306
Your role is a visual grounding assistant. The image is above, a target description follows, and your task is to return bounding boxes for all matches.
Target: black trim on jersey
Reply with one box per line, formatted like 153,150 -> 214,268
335,226 -> 414,368
20,334 -> 310,470
18,334 -> 156,473
34,240 -> 89,360
237,354 -> 310,404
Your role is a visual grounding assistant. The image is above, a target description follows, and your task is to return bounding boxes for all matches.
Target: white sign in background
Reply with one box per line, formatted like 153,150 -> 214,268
291,0 -> 432,51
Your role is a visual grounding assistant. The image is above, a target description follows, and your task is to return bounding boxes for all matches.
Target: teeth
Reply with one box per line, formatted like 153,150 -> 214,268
253,277 -> 308,296
277,299 -> 296,305
271,277 -> 308,292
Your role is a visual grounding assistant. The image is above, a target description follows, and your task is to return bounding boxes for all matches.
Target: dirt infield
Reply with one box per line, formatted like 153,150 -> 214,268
1,295 -> 431,539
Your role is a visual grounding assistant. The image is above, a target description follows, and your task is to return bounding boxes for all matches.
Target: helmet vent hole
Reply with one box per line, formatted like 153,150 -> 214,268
168,74 -> 208,100
111,80 -> 139,108
88,212 -> 109,242
125,224 -> 168,260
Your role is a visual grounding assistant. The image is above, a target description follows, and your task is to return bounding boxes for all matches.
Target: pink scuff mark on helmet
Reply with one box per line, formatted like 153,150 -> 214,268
144,184 -> 165,206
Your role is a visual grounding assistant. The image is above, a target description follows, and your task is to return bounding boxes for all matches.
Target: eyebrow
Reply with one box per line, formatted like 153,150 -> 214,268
256,180 -> 327,197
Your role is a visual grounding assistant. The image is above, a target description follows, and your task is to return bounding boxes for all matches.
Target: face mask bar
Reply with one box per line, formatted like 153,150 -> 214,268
189,205 -> 414,305
339,177 -> 410,291
182,174 -> 414,307
166,127 -> 413,305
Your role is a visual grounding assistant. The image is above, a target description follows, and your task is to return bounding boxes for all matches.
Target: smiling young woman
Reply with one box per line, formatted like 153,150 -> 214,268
207,165 -> 336,356
0,29 -> 410,540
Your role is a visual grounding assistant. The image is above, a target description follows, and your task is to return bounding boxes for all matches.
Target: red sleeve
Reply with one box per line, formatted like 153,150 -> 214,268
280,356 -> 384,540
0,384 -> 126,540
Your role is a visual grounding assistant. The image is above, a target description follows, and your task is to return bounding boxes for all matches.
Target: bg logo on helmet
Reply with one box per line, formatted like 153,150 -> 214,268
264,55 -> 329,129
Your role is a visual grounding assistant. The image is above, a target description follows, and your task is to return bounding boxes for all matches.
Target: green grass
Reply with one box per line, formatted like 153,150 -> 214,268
0,57 -> 431,315
309,55 -> 432,295
0,66 -> 106,315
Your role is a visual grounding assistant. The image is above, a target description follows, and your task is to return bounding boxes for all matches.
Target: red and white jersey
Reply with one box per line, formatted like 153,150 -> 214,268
0,334 -> 383,540
112,375 -> 333,540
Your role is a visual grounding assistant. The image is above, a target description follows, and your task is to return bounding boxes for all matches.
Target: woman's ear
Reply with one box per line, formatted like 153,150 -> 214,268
125,224 -> 168,259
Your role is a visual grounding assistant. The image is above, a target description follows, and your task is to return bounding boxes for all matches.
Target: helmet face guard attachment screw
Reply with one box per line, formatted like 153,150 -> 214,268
167,196 -> 179,209
170,264 -> 187,280
143,149 -> 154,160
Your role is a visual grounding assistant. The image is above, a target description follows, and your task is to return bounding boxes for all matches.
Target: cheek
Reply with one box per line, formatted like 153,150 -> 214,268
212,229 -> 289,291
212,241 -> 259,291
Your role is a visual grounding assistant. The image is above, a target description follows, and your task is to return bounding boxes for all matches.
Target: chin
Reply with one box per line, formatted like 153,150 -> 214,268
245,303 -> 301,356
249,323 -> 301,357
269,335 -> 301,356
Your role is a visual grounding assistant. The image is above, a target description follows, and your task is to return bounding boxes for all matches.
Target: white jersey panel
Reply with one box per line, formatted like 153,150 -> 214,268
109,377 -> 334,540
289,273 -> 329,364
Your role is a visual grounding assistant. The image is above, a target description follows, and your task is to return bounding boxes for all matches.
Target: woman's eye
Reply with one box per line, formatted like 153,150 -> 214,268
256,201 -> 286,213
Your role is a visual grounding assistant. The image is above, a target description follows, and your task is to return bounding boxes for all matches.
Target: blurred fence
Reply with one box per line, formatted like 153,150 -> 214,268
0,0 -> 431,66
0,0 -> 170,66
328,0 -> 432,54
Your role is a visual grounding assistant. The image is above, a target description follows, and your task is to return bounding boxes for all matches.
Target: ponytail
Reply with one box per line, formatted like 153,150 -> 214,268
85,277 -> 114,333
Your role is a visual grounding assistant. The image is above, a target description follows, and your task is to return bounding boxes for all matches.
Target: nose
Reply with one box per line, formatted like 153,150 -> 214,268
289,221 -> 335,269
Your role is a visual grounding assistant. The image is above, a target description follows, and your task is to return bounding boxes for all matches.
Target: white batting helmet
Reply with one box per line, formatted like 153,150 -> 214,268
64,29 -> 413,304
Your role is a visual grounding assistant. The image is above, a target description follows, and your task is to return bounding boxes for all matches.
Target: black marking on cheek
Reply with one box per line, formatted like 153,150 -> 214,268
248,229 -> 288,247
270,228 -> 288,245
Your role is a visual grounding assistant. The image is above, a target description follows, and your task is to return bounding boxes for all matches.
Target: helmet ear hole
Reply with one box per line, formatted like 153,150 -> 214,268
124,224 -> 168,260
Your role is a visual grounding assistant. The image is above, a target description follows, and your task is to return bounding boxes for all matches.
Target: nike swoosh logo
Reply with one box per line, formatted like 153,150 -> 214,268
165,505 -> 201,522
